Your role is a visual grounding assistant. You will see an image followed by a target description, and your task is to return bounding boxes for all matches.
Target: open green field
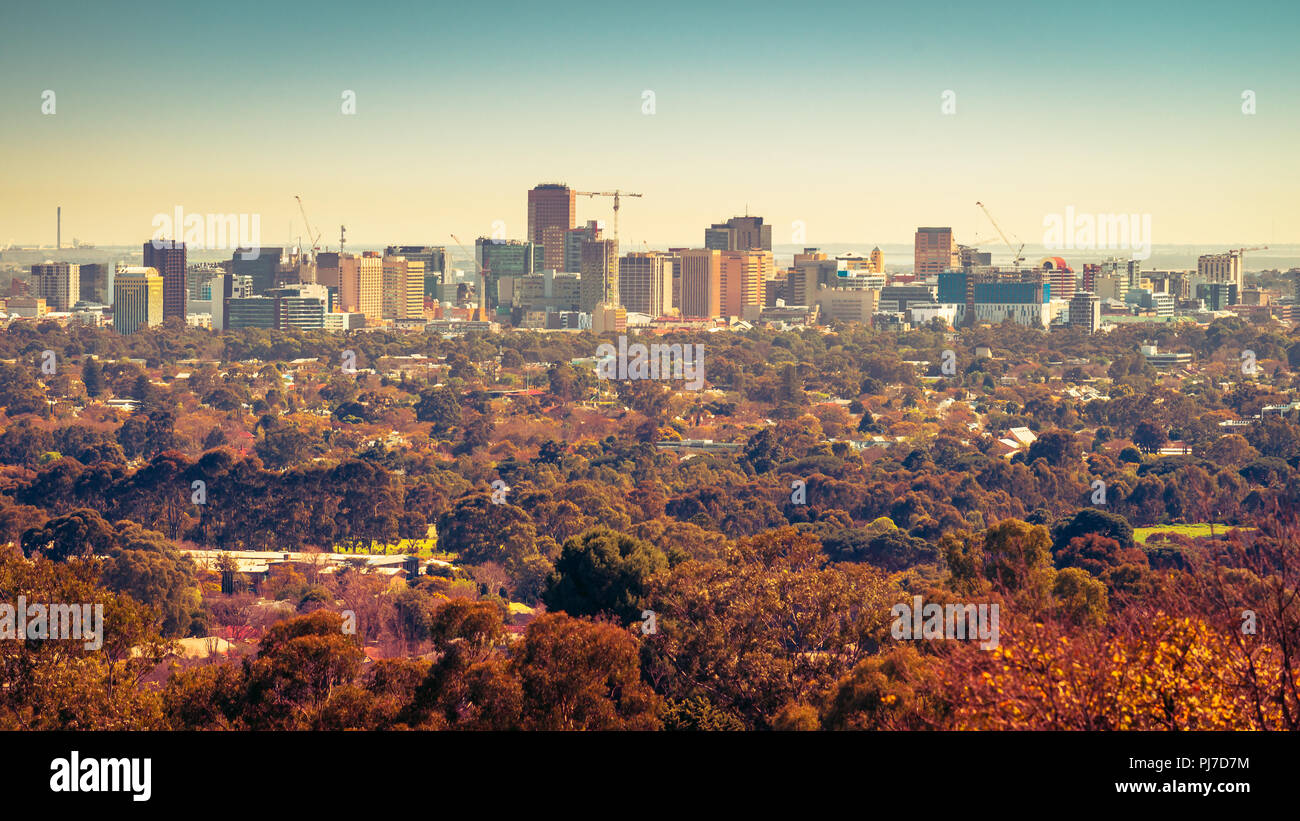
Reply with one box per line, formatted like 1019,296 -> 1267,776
1133,523 -> 1250,544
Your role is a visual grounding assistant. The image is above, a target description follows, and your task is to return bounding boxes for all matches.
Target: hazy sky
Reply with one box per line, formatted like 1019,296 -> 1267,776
3,0 -> 1298,252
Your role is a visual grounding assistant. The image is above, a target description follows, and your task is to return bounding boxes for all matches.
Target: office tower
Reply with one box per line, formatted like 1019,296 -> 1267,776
382,256 -> 425,320
1198,252 -> 1243,291
580,239 -> 619,313
914,227 -> 960,277
1196,282 -> 1238,310
231,247 -> 282,294
226,296 -> 277,329
564,221 -> 602,273
719,250 -> 771,318
340,252 -> 383,322
618,252 -> 673,316
190,273 -> 231,330
477,239 -> 539,312
793,248 -> 827,266
268,284 -> 330,331
1069,292 -> 1101,334
316,252 -> 342,289
528,183 -> 575,272
678,249 -> 722,318
30,261 -> 80,312
1082,263 -> 1099,293
870,246 -> 885,274
78,263 -> 106,303
705,216 -> 772,252
142,241 -> 187,320
788,258 -> 840,306
385,246 -> 446,297
112,267 -> 164,334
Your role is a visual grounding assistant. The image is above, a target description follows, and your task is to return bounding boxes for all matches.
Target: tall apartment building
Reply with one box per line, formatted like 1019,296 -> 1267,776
705,216 -> 772,252
112,267 -> 164,334
30,261 -> 80,312
619,252 -> 673,316
1069,292 -> 1101,334
142,241 -> 187,320
382,256 -> 425,321
384,246 -> 446,296
340,252 -> 383,323
678,249 -> 722,318
564,221 -> 602,273
719,250 -> 772,318
528,183 -> 575,272
1198,252 -> 1243,292
914,227 -> 960,277
580,239 -> 619,313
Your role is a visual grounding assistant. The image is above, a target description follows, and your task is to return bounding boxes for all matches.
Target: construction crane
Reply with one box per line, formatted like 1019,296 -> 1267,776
449,233 -> 490,322
1231,246 -> 1268,255
574,190 -> 642,248
294,196 -> 322,261
975,201 -> 1024,268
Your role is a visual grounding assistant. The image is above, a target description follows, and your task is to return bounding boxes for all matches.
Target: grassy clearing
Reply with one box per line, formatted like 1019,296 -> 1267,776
1133,523 -> 1249,544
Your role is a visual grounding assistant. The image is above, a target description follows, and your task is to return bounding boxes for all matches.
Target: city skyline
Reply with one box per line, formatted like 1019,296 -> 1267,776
3,1 -> 1299,247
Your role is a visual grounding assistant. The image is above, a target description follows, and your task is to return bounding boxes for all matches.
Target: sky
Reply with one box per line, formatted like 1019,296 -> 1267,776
2,0 -> 1298,253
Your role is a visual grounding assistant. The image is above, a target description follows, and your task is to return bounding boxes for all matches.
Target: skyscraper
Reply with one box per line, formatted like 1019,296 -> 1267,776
619,252 -> 673,316
580,239 -> 619,313
719,250 -> 772,318
705,216 -> 772,252
382,256 -> 425,321
564,221 -> 602,273
112,267 -> 164,334
340,252 -> 383,322
678,249 -> 722,318
528,183 -> 575,272
477,239 -> 540,311
914,227 -> 960,278
231,247 -> 282,294
142,241 -> 187,320
30,261 -> 80,312
385,246 -> 447,297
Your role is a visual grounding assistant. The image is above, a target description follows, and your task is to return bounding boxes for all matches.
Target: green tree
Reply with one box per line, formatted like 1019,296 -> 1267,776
542,527 -> 667,625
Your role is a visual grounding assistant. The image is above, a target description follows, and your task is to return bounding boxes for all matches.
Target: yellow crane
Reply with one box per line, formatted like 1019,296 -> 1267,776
975,201 -> 1024,268
575,189 -> 642,248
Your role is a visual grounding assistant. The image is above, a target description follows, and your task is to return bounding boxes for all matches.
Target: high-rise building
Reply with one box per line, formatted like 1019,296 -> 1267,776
231,247 -> 282,294
79,263 -> 107,303
719,250 -> 772,318
619,252 -> 673,316
1198,252 -> 1243,292
112,267 -> 164,334
268,284 -> 330,331
914,227 -> 960,277
869,246 -> 885,274
476,239 -> 539,312
316,252 -> 342,289
382,256 -> 425,321
226,296 -> 277,329
340,252 -> 383,322
564,221 -> 602,273
1069,292 -> 1101,334
580,239 -> 619,313
30,261 -> 80,312
385,246 -> 447,297
528,183 -> 576,272
677,249 -> 722,318
142,241 -> 187,320
705,216 -> 772,252
190,273 -> 232,330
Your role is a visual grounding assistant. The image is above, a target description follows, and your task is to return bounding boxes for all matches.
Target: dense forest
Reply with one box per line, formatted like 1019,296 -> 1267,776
1,315 -> 1298,729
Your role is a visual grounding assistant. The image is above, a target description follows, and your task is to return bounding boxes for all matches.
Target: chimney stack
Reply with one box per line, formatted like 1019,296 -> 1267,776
56,206 -> 61,250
